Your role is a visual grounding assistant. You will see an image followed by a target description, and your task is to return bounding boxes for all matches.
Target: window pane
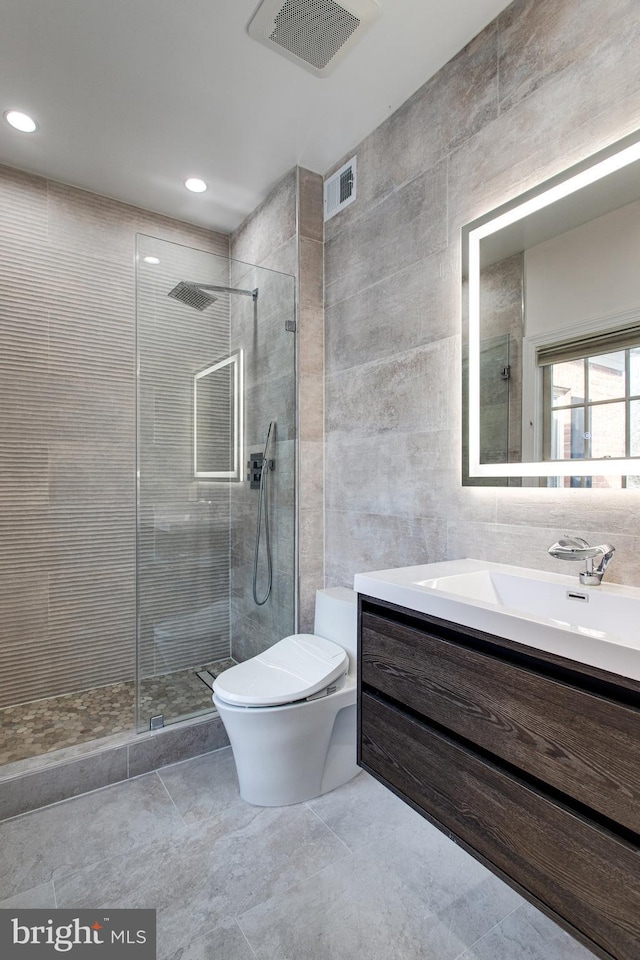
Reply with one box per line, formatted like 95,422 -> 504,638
631,348 -> 640,397
549,359 -> 584,408
630,399 -> 640,456
591,401 -> 625,458
588,351 -> 625,402
550,406 -> 586,460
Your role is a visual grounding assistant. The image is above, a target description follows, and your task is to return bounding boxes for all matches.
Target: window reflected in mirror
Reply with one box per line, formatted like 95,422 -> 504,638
541,345 -> 640,488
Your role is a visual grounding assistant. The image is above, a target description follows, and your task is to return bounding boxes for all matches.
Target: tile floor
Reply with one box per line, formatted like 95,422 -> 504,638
0,748 -> 596,960
0,659 -> 235,765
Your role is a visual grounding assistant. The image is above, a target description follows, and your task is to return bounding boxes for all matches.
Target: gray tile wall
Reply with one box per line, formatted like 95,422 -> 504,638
0,164 -> 228,709
324,0 -> 640,588
230,167 -> 325,639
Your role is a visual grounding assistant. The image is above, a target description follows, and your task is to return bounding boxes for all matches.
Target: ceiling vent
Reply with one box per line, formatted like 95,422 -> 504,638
324,156 -> 356,220
247,0 -> 381,78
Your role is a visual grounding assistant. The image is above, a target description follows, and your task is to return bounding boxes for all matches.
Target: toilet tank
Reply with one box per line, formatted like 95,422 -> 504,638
314,587 -> 358,663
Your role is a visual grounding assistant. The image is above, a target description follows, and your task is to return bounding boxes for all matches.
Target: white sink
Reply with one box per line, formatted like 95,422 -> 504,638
354,559 -> 640,682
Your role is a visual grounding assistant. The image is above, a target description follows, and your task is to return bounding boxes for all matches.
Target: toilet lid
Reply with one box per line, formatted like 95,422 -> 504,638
212,633 -> 349,707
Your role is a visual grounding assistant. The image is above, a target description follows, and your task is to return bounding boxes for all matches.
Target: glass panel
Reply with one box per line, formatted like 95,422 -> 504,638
631,348 -> 640,397
478,335 -> 510,464
590,402 -> 626,458
549,359 -> 584,407
590,475 -> 623,489
630,399 -> 640,456
136,236 -> 296,731
550,406 -> 586,460
588,351 -> 625,402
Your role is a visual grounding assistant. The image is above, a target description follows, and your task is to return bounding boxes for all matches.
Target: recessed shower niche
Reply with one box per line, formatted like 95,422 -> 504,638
136,236 -> 296,732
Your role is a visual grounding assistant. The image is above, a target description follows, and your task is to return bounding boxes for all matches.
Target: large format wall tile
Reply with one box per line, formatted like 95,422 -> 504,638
324,23 -> 498,238
325,249 -> 459,376
0,164 -> 229,709
230,168 -> 321,651
324,0 -> 640,593
498,0 -> 640,113
325,161 -> 448,309
326,338 -> 457,441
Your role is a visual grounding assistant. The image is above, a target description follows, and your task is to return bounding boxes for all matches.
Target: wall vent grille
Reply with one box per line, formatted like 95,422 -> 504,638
248,0 -> 380,77
324,157 -> 356,220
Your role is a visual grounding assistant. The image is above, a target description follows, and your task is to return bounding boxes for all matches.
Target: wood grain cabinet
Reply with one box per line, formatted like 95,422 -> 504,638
357,595 -> 640,960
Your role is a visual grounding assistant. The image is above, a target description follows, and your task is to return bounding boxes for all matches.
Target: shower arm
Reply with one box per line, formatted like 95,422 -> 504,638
194,283 -> 258,301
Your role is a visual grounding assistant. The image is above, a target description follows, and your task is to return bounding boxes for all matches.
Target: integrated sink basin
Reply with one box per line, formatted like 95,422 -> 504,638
354,559 -> 640,682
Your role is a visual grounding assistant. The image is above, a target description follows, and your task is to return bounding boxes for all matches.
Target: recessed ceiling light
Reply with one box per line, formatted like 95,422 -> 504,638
184,177 -> 207,193
4,110 -> 38,133
143,256 -> 160,264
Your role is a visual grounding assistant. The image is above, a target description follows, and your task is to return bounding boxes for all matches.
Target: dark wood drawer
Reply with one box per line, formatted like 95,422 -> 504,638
361,610 -> 640,835
361,691 -> 640,960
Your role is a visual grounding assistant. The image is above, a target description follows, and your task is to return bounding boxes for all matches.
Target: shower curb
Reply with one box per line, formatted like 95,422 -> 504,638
0,714 -> 229,822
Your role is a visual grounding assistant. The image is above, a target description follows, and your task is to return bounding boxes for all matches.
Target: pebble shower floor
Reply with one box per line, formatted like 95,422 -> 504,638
0,658 -> 234,765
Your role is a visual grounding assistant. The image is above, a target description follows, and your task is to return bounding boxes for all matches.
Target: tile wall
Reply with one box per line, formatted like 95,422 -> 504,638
0,165 -> 228,709
324,0 -> 640,588
231,167 -> 324,634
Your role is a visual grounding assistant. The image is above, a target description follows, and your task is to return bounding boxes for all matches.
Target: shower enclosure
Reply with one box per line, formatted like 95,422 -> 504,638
135,236 -> 296,731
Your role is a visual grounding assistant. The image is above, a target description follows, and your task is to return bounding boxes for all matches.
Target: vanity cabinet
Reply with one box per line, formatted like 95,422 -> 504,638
357,595 -> 640,960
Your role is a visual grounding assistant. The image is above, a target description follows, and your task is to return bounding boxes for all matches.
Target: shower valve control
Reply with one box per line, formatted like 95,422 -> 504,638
248,452 -> 275,488
248,453 -> 263,488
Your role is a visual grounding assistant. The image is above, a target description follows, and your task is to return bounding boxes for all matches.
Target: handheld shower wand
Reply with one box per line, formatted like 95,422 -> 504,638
252,421 -> 275,606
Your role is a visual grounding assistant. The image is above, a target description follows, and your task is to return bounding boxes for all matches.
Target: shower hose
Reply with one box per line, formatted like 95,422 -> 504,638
252,420 -> 275,605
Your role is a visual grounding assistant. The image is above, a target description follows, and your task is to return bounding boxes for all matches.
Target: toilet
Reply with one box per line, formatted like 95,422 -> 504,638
212,587 -> 359,806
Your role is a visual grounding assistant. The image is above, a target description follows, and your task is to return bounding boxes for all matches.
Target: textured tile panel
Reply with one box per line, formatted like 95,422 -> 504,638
0,165 -> 229,719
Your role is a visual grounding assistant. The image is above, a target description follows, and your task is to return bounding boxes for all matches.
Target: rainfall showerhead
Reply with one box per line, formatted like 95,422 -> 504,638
168,281 -> 217,312
168,281 -> 259,311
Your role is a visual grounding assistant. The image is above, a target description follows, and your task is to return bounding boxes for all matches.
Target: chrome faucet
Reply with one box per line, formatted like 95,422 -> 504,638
547,536 -> 615,585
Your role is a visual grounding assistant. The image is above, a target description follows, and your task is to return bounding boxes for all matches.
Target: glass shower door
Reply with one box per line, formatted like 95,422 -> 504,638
135,235 -> 296,731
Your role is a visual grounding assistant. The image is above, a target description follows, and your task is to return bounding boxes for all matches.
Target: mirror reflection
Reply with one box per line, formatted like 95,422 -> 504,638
463,129 -> 640,486
194,350 -> 243,480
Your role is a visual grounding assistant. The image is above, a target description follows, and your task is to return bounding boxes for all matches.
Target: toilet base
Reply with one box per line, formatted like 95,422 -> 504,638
213,678 -> 359,806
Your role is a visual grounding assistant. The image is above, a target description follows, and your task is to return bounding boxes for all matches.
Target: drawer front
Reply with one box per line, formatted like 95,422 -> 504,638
361,691 -> 640,960
361,611 -> 640,834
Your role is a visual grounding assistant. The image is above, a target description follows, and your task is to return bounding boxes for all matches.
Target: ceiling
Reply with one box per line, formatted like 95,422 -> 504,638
0,0 -> 512,233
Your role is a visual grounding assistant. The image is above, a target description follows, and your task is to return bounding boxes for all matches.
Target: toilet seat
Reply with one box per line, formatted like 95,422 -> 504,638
212,633 -> 349,708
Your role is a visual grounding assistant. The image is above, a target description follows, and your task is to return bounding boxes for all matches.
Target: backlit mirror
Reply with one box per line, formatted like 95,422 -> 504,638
194,350 -> 243,480
462,129 -> 640,487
